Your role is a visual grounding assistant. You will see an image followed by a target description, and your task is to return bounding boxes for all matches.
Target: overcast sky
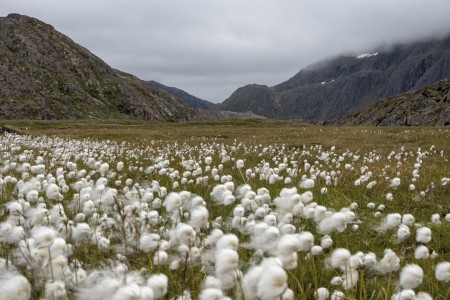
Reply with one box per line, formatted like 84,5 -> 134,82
2,1 -> 450,102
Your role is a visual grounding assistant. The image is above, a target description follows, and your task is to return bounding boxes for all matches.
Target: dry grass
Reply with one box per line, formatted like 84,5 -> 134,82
2,119 -> 449,153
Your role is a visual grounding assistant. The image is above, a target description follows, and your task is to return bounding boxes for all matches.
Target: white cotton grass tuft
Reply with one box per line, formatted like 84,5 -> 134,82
390,177 -> 401,188
46,183 -> 61,200
45,281 -> 67,300
435,261 -> 450,282
315,287 -> 330,300
300,191 -> 314,204
385,193 -> 394,201
0,271 -> 32,300
189,205 -> 209,231
415,292 -> 433,300
199,288 -> 225,300
376,249 -> 400,274
216,234 -> 239,251
277,234 -> 301,255
391,289 -> 416,300
310,245 -> 323,256
236,159 -> 245,169
395,224 -> 410,242
111,283 -> 141,300
163,192 -> 181,212
210,184 -> 235,205
414,245 -> 430,260
317,212 -> 347,235
297,231 -> 315,252
330,276 -> 343,286
26,190 -> 39,203
32,226 -> 56,249
0,222 -> 24,244
402,214 -> 415,225
320,235 -> 333,249
215,248 -> 239,290
299,178 -> 315,189
153,250 -> 168,265
330,290 -> 345,300
73,223 -> 91,243
243,265 -> 263,299
203,275 -> 222,289
341,268 -> 359,290
367,202 -> 376,209
416,227 -> 432,243
330,248 -> 351,269
257,263 -> 288,300
399,264 -> 423,289
431,213 -> 440,224
377,213 -> 402,232
281,288 -> 294,300
147,274 -> 168,298
363,252 -> 377,269
139,233 -> 160,252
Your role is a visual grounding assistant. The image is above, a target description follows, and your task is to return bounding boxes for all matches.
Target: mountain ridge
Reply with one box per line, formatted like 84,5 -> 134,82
148,81 -> 216,110
219,34 -> 450,121
0,13 -> 201,121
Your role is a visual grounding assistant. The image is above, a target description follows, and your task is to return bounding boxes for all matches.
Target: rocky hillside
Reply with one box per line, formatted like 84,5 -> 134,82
0,14 -> 201,121
148,81 -> 216,110
334,78 -> 450,126
219,35 -> 450,121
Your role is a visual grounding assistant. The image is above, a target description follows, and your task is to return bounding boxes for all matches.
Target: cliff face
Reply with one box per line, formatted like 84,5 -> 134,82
219,35 -> 450,121
0,14 -> 201,121
335,78 -> 450,126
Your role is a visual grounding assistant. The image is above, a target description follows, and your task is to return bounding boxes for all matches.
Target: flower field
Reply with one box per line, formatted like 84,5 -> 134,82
0,121 -> 450,299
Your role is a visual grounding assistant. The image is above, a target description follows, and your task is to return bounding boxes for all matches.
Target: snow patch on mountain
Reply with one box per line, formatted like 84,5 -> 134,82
356,52 -> 379,59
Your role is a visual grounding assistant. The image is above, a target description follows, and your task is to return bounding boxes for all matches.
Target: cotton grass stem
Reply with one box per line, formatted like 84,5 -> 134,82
287,269 -> 304,295
238,168 -> 247,184
48,247 -> 54,282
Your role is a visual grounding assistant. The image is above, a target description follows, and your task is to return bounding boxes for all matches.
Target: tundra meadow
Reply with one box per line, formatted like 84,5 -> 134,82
0,120 -> 450,300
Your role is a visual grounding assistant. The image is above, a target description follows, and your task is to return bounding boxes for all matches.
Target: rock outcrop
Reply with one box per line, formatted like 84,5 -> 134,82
335,78 -> 450,126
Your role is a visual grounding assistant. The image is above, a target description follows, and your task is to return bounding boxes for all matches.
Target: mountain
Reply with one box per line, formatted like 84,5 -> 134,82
334,77 -> 450,126
0,13 -> 201,121
148,81 -> 216,110
219,35 -> 450,121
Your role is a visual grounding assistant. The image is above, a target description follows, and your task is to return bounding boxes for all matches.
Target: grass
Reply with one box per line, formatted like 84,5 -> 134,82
1,119 -> 450,299
2,119 -> 450,151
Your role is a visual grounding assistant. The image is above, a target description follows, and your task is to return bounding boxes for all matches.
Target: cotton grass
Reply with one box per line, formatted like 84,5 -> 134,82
0,128 -> 449,299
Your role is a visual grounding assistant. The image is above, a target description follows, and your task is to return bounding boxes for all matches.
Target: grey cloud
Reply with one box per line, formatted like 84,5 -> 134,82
2,0 -> 450,102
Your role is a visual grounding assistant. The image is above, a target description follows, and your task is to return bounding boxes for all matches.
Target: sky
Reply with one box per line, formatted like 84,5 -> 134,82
2,1 -> 450,103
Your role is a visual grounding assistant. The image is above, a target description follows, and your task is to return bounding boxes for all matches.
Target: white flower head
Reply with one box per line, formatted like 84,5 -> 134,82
400,264 -> 423,289
147,274 -> 168,298
416,227 -> 432,243
435,261 -> 450,282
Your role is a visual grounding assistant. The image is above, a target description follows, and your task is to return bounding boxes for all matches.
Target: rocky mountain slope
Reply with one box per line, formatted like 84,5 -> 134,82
334,78 -> 450,126
219,35 -> 450,121
0,13 -> 201,121
148,81 -> 216,110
